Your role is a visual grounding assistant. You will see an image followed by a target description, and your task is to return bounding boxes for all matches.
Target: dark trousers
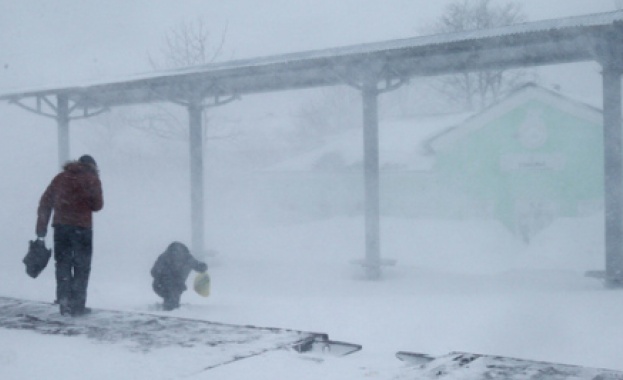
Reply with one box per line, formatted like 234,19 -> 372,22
152,280 -> 182,310
54,225 -> 93,312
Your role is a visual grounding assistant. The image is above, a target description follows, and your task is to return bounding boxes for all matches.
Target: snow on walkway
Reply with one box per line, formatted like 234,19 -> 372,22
0,296 -> 337,375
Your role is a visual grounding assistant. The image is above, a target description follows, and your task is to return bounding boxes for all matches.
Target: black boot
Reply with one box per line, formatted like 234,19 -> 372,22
71,307 -> 92,317
59,298 -> 72,316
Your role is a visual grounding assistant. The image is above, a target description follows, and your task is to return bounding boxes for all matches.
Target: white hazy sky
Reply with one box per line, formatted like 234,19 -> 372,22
0,0 -> 619,93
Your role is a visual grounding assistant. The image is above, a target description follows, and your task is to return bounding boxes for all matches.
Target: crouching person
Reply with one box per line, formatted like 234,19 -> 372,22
151,242 -> 208,311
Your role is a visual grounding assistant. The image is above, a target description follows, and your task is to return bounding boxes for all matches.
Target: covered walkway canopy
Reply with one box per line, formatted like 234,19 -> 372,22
3,10 -> 623,282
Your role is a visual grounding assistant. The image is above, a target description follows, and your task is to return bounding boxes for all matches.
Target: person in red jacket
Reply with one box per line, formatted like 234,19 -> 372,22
36,154 -> 103,316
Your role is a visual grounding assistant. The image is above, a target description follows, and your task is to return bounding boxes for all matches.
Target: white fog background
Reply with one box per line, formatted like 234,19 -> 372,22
1,1 -> 623,379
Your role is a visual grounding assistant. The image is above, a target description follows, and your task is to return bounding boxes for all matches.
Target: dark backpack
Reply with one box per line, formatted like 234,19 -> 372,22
23,239 -> 52,278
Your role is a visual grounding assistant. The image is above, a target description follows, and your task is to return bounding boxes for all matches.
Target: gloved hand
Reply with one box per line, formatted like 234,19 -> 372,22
197,262 -> 208,273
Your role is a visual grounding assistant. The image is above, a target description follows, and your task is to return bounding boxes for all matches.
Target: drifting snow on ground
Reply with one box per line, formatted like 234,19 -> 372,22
1,211 -> 622,379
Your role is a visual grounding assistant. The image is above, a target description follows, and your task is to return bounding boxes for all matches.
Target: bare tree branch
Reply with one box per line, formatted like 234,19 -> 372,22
430,0 -> 534,111
140,19 -> 234,142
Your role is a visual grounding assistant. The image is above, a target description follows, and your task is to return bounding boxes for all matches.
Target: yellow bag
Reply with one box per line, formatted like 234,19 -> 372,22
193,272 -> 211,297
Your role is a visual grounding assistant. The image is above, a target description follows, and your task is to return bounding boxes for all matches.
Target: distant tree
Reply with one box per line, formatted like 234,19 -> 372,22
430,0 -> 535,110
146,19 -> 234,141
97,19 -> 235,144
148,18 -> 228,70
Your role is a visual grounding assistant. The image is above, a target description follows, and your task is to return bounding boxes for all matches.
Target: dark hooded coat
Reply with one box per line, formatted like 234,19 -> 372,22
151,242 -> 207,295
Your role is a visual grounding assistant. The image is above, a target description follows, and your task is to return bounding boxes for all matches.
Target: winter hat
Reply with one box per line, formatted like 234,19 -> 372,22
78,154 -> 97,168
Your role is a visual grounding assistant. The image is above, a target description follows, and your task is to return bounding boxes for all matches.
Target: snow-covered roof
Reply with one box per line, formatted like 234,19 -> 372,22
265,113 -> 471,172
426,83 -> 603,153
268,84 -> 604,172
1,10 -> 622,109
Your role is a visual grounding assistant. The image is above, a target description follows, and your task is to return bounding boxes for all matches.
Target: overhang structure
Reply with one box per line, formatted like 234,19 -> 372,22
3,10 -> 623,282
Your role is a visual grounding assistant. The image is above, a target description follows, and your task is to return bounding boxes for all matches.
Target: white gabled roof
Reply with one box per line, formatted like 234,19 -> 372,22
426,84 -> 603,153
267,84 -> 604,172
266,113 -> 470,172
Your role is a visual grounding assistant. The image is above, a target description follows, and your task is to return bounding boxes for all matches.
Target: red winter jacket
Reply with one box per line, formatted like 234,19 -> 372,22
36,161 -> 103,237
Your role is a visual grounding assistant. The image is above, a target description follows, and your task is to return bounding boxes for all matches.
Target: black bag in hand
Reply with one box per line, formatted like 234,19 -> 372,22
23,239 -> 52,278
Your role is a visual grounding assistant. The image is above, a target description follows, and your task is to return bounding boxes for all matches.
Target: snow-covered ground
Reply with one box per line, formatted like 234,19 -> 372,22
1,204 -> 620,378
1,107 -> 622,379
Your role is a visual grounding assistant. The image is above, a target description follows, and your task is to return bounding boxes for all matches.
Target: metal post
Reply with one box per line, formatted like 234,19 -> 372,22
602,66 -> 623,287
57,94 -> 70,168
362,78 -> 381,280
188,99 -> 205,258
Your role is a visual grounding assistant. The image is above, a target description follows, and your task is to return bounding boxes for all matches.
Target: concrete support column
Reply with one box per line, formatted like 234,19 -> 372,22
56,94 -> 70,168
188,100 -> 205,258
362,78 -> 381,280
602,66 -> 623,287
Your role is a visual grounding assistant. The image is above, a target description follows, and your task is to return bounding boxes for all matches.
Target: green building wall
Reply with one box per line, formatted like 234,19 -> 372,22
433,99 -> 604,237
